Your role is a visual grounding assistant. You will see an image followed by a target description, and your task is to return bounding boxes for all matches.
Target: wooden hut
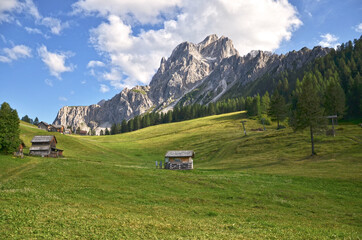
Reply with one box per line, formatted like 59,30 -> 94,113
29,135 -> 63,157
49,125 -> 64,133
38,121 -> 50,131
164,150 -> 194,170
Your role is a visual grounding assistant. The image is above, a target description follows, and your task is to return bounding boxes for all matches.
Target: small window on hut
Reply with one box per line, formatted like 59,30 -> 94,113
165,157 -> 169,162
174,158 -> 181,163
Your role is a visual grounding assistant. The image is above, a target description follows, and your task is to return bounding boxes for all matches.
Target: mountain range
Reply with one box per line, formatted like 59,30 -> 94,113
53,34 -> 330,133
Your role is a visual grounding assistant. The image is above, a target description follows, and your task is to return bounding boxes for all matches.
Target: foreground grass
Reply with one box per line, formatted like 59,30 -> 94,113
0,112 -> 361,239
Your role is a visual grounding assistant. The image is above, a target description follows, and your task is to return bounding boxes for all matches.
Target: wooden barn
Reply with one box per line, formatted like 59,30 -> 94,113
29,135 -> 63,157
164,150 -> 194,170
49,125 -> 64,133
38,121 -> 50,131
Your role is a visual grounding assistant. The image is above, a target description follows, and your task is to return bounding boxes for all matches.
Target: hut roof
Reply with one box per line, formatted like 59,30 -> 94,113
39,121 -> 49,126
51,125 -> 63,129
165,150 -> 194,158
31,135 -> 57,143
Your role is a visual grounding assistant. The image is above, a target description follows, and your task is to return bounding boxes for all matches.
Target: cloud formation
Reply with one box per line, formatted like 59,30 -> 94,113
354,23 -> 362,33
0,0 -> 68,35
79,0 -> 302,89
87,60 -> 105,68
318,33 -> 339,48
37,45 -> 74,79
0,44 -> 32,63
99,84 -> 110,93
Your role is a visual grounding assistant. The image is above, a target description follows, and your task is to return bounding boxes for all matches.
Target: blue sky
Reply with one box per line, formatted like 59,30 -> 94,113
0,0 -> 361,123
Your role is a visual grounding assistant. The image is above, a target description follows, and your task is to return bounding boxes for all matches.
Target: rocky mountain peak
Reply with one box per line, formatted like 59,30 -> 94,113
53,35 -> 330,135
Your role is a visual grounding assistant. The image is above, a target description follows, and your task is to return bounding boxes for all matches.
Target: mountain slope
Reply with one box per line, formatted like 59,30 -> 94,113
53,35 -> 329,133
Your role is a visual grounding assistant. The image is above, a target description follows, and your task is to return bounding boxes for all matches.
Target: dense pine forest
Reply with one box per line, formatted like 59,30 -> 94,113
105,37 -> 361,136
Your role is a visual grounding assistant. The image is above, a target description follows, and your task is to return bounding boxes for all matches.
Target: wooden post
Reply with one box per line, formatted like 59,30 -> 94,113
156,161 -> 158,169
331,118 -> 335,137
241,121 -> 247,136
326,115 -> 337,137
261,118 -> 266,131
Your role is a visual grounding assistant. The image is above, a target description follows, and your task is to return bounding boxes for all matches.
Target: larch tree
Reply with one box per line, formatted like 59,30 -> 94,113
292,73 -> 326,155
268,90 -> 288,129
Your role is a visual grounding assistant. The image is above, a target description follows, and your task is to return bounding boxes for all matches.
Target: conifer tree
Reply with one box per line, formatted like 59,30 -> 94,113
324,80 -> 346,118
292,73 -> 326,155
269,90 -> 288,129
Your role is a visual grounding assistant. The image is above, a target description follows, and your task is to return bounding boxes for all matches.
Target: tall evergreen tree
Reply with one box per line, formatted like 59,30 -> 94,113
324,80 -> 346,118
33,117 -> 39,125
292,73 -> 326,155
261,91 -> 270,115
268,90 -> 288,128
0,102 -> 21,154
105,128 -> 110,135
21,115 -> 32,123
121,120 -> 128,133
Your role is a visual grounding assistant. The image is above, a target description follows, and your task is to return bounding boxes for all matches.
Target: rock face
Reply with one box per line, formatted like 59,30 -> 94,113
53,35 -> 330,133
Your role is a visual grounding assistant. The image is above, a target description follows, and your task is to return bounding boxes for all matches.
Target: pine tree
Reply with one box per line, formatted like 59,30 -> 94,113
0,102 -> 21,154
324,80 -> 346,118
268,90 -> 288,129
261,91 -> 270,115
105,128 -> 110,135
121,120 -> 128,133
33,117 -> 39,125
292,73 -> 326,155
100,130 -> 104,135
21,115 -> 32,123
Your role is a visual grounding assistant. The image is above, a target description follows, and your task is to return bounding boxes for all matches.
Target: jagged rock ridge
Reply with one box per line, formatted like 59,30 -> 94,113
53,35 -> 330,134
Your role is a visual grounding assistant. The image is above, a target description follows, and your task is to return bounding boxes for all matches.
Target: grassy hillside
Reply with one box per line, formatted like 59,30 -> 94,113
1,112 -> 361,239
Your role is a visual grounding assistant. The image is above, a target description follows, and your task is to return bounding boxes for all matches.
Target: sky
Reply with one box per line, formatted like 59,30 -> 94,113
0,0 -> 361,124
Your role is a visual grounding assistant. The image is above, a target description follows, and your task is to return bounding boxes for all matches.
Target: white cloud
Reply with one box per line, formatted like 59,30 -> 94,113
318,33 -> 339,48
84,0 -> 302,89
25,26 -> 42,34
72,0 -> 181,24
87,60 -> 105,68
0,0 -> 68,35
37,45 -> 74,79
99,84 -> 110,93
354,23 -> 362,33
40,17 -> 69,35
58,96 -> 68,101
81,80 -> 86,84
44,79 -> 53,87
0,44 -> 32,63
0,0 -> 40,23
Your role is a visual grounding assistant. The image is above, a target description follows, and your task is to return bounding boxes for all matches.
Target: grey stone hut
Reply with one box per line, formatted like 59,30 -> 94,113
164,150 -> 194,170
29,135 -> 63,157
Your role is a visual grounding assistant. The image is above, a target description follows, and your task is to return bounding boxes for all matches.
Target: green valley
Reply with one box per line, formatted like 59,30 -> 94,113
1,112 -> 361,239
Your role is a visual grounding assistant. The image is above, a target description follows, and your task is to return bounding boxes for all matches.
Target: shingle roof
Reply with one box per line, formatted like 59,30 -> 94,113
165,150 -> 194,158
39,121 -> 49,126
31,135 -> 56,143
51,125 -> 63,129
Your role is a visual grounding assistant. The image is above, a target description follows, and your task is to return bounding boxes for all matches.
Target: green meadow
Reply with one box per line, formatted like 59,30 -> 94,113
0,111 -> 361,239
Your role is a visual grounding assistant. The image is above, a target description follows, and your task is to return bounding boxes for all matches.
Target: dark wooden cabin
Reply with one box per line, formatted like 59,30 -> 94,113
38,121 -> 50,131
164,150 -> 194,170
29,135 -> 63,157
49,125 -> 64,133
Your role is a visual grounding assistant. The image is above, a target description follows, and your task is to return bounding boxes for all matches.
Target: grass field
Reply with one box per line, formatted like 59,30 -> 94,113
1,112 -> 361,239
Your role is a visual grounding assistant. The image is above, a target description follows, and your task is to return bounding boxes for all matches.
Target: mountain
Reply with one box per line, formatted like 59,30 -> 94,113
53,35 -> 330,133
